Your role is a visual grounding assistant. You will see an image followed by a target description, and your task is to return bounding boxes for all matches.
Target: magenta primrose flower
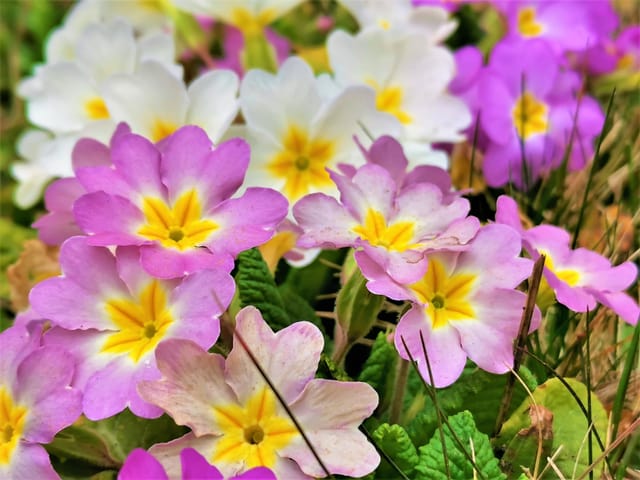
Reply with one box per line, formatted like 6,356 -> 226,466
496,195 -> 639,325
478,38 -> 604,188
138,306 -> 380,479
119,447 -> 275,480
294,154 -> 479,284
499,0 -> 618,54
71,125 -> 288,278
0,324 -> 82,479
359,224 -> 539,387
29,236 -> 236,419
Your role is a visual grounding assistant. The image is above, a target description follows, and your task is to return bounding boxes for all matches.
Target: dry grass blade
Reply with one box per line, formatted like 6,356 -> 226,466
493,254 -> 546,436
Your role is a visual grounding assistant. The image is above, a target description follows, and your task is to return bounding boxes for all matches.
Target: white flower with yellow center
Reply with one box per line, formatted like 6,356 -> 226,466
339,0 -> 457,43
173,0 -> 303,36
239,57 -> 400,206
327,28 -> 471,155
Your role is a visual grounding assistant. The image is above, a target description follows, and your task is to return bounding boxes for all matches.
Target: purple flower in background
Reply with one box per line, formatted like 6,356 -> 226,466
582,26 -> 640,75
498,1 -> 618,54
217,25 -> 290,76
477,39 -> 604,188
29,237 -> 235,419
0,324 -> 82,479
72,126 -> 288,278
119,448 -> 276,480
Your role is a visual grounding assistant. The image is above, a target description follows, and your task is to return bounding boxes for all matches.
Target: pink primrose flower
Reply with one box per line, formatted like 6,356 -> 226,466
119,447 -> 276,480
360,224 -> 539,387
71,125 -> 288,278
29,237 -> 236,419
0,324 -> 82,478
138,306 -> 380,478
478,39 -> 604,188
294,150 -> 479,284
33,122 -> 132,245
496,195 -> 639,325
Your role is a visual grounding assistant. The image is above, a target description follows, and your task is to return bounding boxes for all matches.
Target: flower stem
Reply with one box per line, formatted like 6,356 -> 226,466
389,358 -> 410,424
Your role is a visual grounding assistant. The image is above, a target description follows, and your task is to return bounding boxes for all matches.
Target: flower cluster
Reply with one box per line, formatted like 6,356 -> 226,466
3,0 -> 638,478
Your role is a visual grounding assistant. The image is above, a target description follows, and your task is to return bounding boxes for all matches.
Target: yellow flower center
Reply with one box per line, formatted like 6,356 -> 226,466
540,250 -> 581,287
409,258 -> 477,329
0,388 -> 28,465
150,119 -> 178,143
377,18 -> 391,30
534,249 -> 582,312
212,387 -> 298,469
512,91 -> 549,140
617,53 -> 635,70
102,280 -> 173,363
366,80 -> 412,125
267,125 -> 335,202
231,7 -> 277,37
352,209 -> 420,252
517,7 -> 544,37
85,97 -> 110,120
138,189 -> 218,251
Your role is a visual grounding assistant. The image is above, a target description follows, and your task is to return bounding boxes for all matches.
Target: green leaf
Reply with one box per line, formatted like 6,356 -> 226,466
416,411 -> 506,480
406,366 -> 537,447
358,331 -> 397,414
284,248 -> 347,305
278,283 -> 328,343
495,377 -> 608,479
235,248 -> 290,331
372,423 -> 419,478
46,410 -> 188,470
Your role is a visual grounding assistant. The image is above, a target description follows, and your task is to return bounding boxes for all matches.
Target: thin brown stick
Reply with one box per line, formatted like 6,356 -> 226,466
493,254 -> 546,436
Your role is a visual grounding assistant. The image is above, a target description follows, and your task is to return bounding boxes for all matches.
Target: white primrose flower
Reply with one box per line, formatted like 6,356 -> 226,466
21,19 -> 181,135
173,0 -> 303,34
338,0 -> 457,43
12,61 -> 239,208
43,0 -> 174,64
101,61 -> 239,144
327,28 -> 471,158
239,56 -> 400,206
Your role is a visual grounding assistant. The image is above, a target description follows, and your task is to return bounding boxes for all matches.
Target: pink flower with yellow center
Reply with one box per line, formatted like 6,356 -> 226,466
360,224 -> 539,387
0,325 -> 82,479
71,126 -> 288,278
29,237 -> 235,419
138,307 -> 380,478
496,195 -> 639,325
294,158 -> 478,284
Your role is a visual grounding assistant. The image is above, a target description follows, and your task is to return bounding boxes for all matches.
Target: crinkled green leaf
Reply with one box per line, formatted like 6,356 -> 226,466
407,365 -> 537,447
415,411 -> 506,480
358,331 -> 397,414
46,410 -> 187,470
236,248 -> 290,331
495,378 -> 608,479
372,423 -> 419,479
